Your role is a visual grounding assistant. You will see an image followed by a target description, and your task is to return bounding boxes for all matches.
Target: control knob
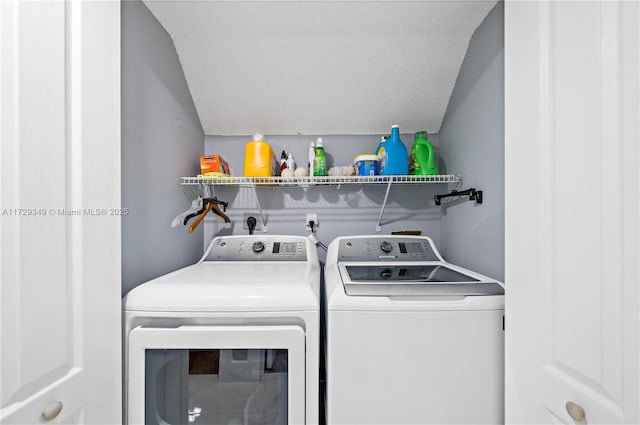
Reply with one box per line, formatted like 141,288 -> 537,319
252,241 -> 265,253
380,241 -> 393,253
380,269 -> 393,280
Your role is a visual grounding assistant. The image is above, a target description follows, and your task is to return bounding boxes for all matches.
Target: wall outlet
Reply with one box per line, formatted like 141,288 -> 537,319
243,212 -> 262,231
306,213 -> 318,232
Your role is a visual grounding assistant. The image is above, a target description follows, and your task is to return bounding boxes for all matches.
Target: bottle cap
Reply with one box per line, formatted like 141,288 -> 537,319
316,137 -> 323,147
253,133 -> 264,141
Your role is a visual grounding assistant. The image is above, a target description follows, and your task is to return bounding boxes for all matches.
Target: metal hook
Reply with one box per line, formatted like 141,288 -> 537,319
434,188 -> 483,206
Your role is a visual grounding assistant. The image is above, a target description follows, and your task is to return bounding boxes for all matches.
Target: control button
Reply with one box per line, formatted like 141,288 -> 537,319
252,241 -> 265,253
380,241 -> 393,253
380,269 -> 393,280
272,242 -> 280,254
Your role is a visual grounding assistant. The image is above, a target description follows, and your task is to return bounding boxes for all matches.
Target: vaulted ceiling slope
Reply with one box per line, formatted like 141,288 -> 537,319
143,0 -> 497,136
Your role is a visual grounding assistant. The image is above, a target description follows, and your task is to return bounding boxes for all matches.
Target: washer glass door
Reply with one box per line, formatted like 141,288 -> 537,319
127,325 -> 305,425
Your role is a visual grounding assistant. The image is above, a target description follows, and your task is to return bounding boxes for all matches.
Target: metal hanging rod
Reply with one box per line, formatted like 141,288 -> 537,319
434,188 -> 483,206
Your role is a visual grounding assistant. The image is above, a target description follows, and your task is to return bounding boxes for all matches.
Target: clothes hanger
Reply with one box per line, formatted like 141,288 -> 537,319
183,198 -> 209,225
183,185 -> 212,225
171,195 -> 203,228
184,196 -> 231,230
210,202 -> 231,223
188,202 -> 213,234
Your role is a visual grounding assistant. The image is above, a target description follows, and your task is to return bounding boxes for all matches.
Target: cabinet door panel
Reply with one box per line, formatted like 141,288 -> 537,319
505,1 -> 638,423
1,1 -> 73,410
0,1 -> 121,423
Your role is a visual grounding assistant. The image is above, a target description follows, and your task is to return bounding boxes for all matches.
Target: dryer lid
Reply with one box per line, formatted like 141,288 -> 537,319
123,262 -> 320,312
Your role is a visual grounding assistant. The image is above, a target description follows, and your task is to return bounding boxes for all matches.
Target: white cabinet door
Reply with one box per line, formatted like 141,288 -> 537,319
505,1 -> 639,424
0,1 -> 121,423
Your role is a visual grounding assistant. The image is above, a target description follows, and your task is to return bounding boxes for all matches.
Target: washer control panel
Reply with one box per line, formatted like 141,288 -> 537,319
205,236 -> 307,261
337,237 -> 439,262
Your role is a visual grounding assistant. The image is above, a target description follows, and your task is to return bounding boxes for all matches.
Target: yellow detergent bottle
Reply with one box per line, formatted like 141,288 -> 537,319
244,133 -> 278,177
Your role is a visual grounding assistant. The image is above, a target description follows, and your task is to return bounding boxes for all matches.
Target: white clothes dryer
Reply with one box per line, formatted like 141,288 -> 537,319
123,235 -> 320,425
323,235 -> 504,425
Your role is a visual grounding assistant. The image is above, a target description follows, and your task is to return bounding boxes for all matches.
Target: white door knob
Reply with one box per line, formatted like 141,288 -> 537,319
42,401 -> 63,422
565,401 -> 585,422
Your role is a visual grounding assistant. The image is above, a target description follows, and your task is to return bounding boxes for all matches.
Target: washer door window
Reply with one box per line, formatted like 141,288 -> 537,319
127,326 -> 305,425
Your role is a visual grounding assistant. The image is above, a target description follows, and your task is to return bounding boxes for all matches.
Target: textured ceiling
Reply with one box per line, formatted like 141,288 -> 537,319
143,0 -> 497,135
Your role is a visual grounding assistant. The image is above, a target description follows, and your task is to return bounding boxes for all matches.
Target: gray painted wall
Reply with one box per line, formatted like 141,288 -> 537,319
120,0 -> 504,281
121,0 -> 204,295
202,134 -> 445,261
438,1 -> 505,280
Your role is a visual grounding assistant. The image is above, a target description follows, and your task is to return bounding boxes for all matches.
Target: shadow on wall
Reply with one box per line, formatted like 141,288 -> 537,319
212,184 -> 444,210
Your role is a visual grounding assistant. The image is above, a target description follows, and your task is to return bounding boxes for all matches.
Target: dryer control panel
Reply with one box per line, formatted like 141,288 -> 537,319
204,236 -> 308,262
337,237 -> 439,262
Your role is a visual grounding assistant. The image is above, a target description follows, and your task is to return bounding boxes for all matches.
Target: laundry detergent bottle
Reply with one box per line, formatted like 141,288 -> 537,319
377,125 -> 408,175
244,133 -> 278,177
410,131 -> 439,175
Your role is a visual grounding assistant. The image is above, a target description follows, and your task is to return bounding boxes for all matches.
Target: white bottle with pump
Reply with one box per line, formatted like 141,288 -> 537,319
308,141 -> 316,177
286,152 -> 296,170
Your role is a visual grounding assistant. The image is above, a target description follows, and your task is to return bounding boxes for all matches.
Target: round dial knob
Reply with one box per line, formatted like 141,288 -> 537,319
380,269 -> 393,280
252,241 -> 265,253
380,241 -> 393,253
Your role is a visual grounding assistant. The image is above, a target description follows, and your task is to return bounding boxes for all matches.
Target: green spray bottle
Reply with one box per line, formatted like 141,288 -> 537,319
313,137 -> 327,177
409,131 -> 439,175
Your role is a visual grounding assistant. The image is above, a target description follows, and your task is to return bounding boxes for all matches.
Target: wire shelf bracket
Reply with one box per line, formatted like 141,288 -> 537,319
249,183 -> 268,233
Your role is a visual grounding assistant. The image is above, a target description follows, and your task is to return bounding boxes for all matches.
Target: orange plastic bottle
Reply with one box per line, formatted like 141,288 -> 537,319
243,133 -> 278,177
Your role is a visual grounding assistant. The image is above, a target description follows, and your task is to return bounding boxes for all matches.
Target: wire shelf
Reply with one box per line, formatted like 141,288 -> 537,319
181,174 -> 460,187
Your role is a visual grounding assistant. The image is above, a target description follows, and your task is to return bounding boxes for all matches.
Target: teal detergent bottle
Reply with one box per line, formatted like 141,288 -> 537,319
377,125 -> 409,175
410,131 -> 439,175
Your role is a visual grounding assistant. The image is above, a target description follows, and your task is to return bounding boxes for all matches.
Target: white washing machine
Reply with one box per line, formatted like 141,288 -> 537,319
123,235 -> 320,425
324,235 -> 504,424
